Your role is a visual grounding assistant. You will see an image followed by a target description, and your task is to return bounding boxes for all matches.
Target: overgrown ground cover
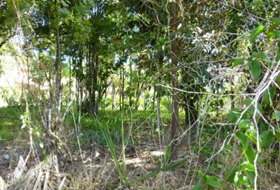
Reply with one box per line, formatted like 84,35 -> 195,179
0,100 -> 280,189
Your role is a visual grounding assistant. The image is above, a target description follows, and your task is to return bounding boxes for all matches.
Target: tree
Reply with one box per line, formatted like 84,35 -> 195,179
168,1 -> 180,161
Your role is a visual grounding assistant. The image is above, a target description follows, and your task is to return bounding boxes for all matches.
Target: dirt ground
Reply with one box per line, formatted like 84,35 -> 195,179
0,135 -> 206,190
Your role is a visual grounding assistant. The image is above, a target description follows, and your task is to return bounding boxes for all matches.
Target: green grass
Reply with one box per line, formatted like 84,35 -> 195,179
0,101 -> 187,143
99,109 -> 185,124
0,106 -> 23,141
66,108 -> 186,148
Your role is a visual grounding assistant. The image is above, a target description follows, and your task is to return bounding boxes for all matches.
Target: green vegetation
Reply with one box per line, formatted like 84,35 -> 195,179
0,0 -> 280,189
0,106 -> 22,141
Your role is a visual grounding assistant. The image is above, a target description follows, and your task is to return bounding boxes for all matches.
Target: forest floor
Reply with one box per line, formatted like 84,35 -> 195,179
0,130 -> 208,190
0,108 -> 279,189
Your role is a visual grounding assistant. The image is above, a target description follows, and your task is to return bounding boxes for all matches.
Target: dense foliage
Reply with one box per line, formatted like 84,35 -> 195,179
1,0 -> 280,189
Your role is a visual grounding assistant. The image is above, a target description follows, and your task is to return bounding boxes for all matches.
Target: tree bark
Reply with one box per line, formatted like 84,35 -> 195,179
93,52 -> 99,114
134,67 -> 143,110
169,1 -> 180,161
53,25 -> 62,133
129,60 -> 132,108
119,67 -> 125,111
85,44 -> 99,115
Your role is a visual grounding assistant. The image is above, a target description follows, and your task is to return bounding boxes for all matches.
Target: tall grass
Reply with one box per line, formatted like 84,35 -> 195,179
97,111 -> 188,188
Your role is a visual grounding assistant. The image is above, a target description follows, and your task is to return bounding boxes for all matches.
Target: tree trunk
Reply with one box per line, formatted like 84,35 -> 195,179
53,25 -> 62,133
119,67 -> 125,111
85,46 -> 92,113
112,80 -> 116,110
169,2 -> 180,161
134,67 -> 143,110
119,68 -> 123,111
170,68 -> 180,161
85,44 -> 99,115
93,52 -> 99,115
129,60 -> 132,108
75,46 -> 83,112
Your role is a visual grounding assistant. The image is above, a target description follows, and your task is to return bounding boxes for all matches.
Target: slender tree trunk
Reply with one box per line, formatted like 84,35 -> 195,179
169,1 -> 180,161
119,67 -> 125,111
93,52 -> 99,115
119,68 -> 122,111
122,67 -> 125,110
156,53 -> 163,143
53,25 -> 62,133
135,84 -> 143,110
69,58 -> 72,101
134,68 -> 142,110
112,80 -> 115,110
170,69 -> 180,160
129,60 -> 132,108
85,46 -> 92,113
76,47 -> 83,113
85,44 -> 99,115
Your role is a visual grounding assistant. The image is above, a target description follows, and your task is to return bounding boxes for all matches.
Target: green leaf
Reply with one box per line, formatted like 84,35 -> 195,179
258,121 -> 269,134
164,146 -> 171,165
64,18 -> 69,25
244,98 -> 253,106
245,128 -> 257,145
225,165 -> 238,183
244,171 -> 255,185
228,108 -> 240,123
128,158 -> 186,185
238,119 -> 254,130
235,131 -> 248,151
249,60 -> 261,81
240,111 -> 248,120
51,45 -> 55,52
234,173 -> 249,186
193,183 -> 204,190
203,175 -> 222,188
276,75 -> 280,85
277,41 -> 280,62
268,18 -> 280,31
263,87 -> 276,106
272,17 -> 280,25
240,161 -> 255,171
251,52 -> 272,67
74,32 -> 80,39
250,25 -> 265,44
276,131 -> 280,142
272,111 -> 280,121
232,59 -> 244,67
263,90 -> 270,106
267,30 -> 280,39
101,128 -> 126,184
260,131 -> 274,149
23,27 -> 32,36
61,0 -> 68,7
243,98 -> 264,114
160,158 -> 186,171
245,144 -> 256,164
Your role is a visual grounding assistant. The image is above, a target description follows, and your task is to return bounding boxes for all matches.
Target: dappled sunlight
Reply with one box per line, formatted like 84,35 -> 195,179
150,150 -> 165,157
